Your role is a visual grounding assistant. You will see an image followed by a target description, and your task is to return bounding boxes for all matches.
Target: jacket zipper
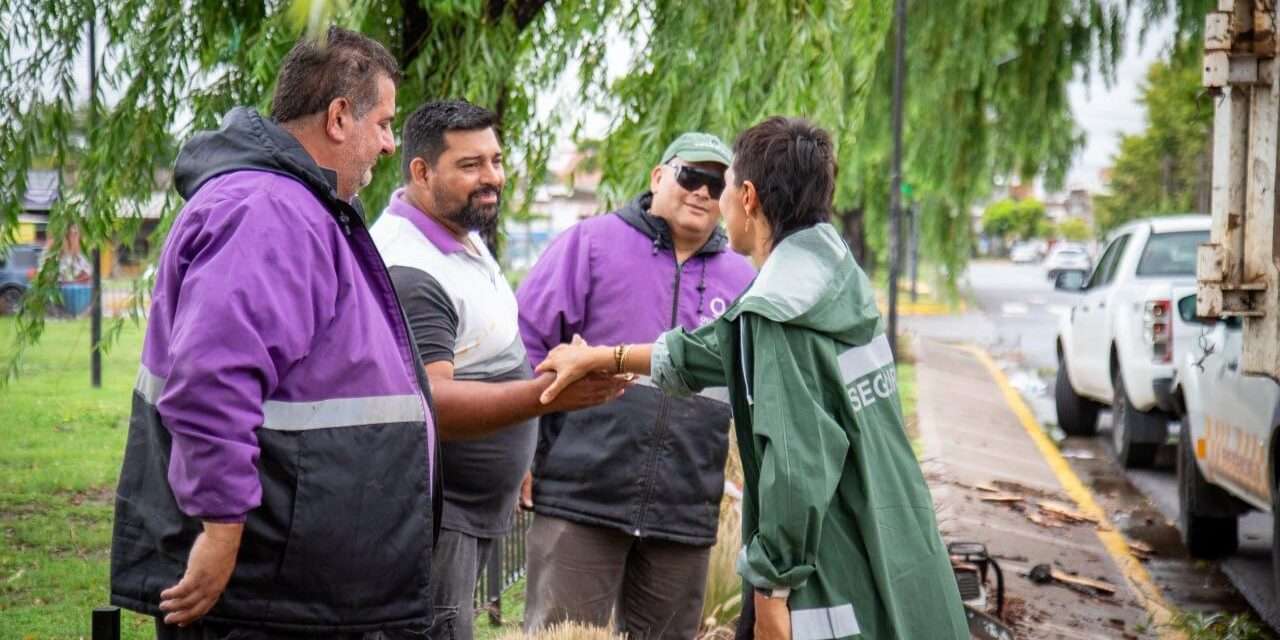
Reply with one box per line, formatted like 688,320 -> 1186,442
334,200 -> 439,497
633,251 -> 687,537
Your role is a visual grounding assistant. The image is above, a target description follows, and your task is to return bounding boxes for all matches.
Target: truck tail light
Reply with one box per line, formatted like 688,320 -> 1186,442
1144,299 -> 1172,363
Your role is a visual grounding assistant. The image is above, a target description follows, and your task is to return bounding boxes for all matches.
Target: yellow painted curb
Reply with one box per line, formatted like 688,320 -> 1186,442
875,301 -> 967,317
961,345 -> 1183,640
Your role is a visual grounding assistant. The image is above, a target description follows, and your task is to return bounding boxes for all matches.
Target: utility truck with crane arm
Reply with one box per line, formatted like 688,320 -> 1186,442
1191,0 -> 1280,593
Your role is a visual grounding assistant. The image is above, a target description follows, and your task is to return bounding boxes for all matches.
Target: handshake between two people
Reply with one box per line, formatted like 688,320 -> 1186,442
538,335 -> 647,406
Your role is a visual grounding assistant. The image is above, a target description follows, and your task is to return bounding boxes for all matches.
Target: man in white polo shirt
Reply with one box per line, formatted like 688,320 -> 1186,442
370,100 -> 628,640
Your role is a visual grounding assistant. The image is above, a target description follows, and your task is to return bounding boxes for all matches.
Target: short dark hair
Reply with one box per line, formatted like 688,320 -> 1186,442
401,100 -> 499,180
731,117 -> 836,245
271,26 -> 401,124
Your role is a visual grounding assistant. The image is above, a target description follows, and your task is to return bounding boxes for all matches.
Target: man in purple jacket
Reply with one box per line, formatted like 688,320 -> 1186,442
110,27 -> 439,638
518,133 -> 756,638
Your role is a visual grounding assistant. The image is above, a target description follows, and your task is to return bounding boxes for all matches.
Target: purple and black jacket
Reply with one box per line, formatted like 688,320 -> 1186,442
517,194 -> 755,545
110,108 -> 441,633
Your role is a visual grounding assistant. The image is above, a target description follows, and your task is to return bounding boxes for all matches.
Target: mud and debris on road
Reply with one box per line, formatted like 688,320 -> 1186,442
917,339 -> 1161,638
902,262 -> 1280,638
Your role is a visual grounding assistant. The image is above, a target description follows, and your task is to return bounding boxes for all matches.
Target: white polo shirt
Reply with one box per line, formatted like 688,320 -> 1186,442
371,189 -> 526,379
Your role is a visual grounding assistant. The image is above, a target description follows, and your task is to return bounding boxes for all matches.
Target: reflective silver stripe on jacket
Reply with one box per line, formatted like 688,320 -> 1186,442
135,366 -> 166,405
633,375 -> 730,404
135,366 -> 424,431
260,395 -> 424,431
838,333 -> 894,383
791,604 -> 861,640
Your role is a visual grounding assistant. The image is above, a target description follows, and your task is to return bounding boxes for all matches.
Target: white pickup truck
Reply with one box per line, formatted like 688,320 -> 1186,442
1173,308 -> 1276,588
1053,215 -> 1210,468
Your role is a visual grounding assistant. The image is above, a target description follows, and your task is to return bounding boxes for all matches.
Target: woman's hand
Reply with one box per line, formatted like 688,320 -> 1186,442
536,335 -> 613,404
753,591 -> 792,640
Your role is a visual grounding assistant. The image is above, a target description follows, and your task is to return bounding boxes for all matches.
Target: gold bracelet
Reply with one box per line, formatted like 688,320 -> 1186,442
614,344 -> 625,373
619,344 -> 632,373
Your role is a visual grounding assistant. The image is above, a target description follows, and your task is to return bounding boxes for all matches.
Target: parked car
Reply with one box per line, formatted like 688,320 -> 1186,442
1171,307 -> 1277,589
1053,215 -> 1210,467
0,244 -> 42,315
1010,241 -> 1042,264
1043,242 -> 1092,281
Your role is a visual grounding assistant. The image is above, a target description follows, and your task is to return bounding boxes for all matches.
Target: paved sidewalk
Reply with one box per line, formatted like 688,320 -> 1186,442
915,338 -> 1173,639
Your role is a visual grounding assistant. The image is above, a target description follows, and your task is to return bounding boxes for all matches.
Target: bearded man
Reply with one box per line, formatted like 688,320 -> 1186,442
370,99 -> 626,640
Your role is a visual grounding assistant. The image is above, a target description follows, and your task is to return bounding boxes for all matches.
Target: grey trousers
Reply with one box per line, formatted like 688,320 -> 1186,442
427,529 -> 493,640
523,514 -> 712,640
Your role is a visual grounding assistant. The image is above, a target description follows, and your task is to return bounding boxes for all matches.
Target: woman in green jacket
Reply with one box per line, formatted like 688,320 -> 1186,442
536,116 -> 968,640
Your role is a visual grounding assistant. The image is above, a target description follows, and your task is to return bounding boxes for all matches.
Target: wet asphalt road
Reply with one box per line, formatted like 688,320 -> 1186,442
903,260 -> 1278,631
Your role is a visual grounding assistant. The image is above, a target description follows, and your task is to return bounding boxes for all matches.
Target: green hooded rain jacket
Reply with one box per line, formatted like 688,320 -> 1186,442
651,223 -> 968,640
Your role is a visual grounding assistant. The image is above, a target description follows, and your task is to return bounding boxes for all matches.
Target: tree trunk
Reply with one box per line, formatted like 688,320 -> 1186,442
400,0 -> 552,260
482,78 -> 513,260
838,205 -> 873,274
399,0 -> 431,67
1198,124 -> 1213,214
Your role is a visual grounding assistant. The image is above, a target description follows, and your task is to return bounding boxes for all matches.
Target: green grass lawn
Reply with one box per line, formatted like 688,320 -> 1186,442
0,317 -> 155,638
897,363 -> 923,459
0,317 -> 920,639
474,577 -> 526,640
898,362 -> 917,421
0,318 -> 529,639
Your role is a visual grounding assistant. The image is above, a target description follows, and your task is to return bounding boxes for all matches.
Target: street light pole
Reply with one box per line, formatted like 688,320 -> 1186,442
887,0 -> 907,357
88,12 -> 102,388
909,203 -> 920,303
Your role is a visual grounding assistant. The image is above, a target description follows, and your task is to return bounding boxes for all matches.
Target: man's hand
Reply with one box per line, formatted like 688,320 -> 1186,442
519,471 -> 534,511
539,371 -> 631,413
754,591 -> 792,640
159,522 -> 243,627
536,335 -> 613,404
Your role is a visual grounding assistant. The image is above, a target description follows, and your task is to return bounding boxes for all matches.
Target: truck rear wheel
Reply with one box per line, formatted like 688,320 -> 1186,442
1273,479 -> 1279,597
1056,362 -> 1098,436
1111,369 -> 1161,469
1178,419 -> 1239,558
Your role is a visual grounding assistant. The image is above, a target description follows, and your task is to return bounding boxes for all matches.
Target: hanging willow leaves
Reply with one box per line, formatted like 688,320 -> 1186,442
596,0 -> 1131,285
0,0 -> 1204,373
0,0 -> 621,377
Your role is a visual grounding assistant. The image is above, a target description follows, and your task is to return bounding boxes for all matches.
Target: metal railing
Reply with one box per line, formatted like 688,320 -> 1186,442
475,508 -> 533,626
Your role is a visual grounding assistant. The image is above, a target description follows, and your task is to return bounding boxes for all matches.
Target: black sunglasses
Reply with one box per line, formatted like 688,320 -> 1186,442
669,163 -> 726,199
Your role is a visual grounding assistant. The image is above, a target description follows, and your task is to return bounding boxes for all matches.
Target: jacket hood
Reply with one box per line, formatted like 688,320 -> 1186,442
726,223 -> 880,345
615,192 -> 729,257
173,107 -> 342,206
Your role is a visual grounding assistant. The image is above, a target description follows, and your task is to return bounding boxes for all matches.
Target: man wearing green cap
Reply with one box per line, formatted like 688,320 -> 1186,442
516,133 -> 756,638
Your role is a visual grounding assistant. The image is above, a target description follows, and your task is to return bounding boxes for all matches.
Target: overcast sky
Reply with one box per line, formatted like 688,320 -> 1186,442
1064,18 -> 1176,191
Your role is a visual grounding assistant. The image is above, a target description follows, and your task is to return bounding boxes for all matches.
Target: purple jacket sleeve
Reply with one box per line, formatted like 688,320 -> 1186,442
516,223 -> 592,367
157,191 -> 337,521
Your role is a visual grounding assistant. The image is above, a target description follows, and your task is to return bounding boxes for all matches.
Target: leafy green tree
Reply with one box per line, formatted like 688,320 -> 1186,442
982,198 -> 1046,242
1093,42 -> 1212,233
982,200 -> 1019,240
0,0 -> 1205,363
1055,217 -> 1092,242
0,0 -> 619,367
600,1 -> 1137,282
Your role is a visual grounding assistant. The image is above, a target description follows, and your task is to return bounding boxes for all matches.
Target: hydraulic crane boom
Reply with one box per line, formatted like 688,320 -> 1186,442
1199,0 -> 1280,377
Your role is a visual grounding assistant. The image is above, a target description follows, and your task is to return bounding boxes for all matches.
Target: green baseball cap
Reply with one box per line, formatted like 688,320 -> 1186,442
660,132 -> 733,167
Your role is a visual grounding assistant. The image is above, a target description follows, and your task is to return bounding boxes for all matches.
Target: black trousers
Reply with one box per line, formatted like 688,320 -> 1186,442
735,581 -> 755,640
155,618 -> 429,640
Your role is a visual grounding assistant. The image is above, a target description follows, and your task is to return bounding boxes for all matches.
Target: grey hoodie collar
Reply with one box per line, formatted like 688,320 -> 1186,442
173,107 -> 351,214
614,192 -> 728,257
